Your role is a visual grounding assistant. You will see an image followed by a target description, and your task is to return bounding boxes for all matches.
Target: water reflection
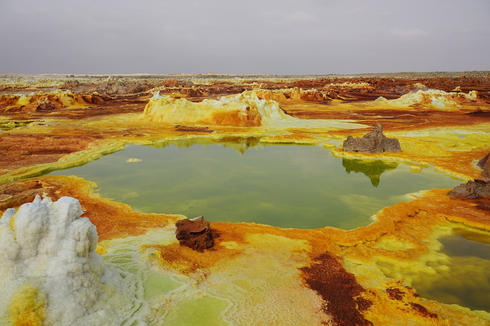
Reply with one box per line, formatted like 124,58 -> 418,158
151,136 -> 262,154
0,121 -> 33,131
48,140 -> 461,229
442,228 -> 490,260
342,159 -> 398,187
412,228 -> 490,312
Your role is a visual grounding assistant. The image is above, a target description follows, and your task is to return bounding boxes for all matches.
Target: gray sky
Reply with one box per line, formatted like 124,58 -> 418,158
1,0 -> 489,75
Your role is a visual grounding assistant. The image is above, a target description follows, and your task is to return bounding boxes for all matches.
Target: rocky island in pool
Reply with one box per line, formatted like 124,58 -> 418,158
0,72 -> 490,325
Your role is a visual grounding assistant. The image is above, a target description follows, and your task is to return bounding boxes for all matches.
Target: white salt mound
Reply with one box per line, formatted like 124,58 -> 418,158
0,196 -> 144,325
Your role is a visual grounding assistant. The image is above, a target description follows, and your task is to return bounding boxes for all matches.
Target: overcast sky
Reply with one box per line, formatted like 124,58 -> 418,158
1,0 -> 489,75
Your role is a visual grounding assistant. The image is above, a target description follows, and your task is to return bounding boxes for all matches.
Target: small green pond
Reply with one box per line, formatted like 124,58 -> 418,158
48,137 -> 462,229
412,228 -> 490,312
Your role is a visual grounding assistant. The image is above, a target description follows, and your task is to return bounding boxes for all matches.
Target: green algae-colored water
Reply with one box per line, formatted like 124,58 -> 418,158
412,229 -> 490,312
48,138 -> 462,229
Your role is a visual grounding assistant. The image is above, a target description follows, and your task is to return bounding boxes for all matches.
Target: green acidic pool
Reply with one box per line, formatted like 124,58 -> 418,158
411,228 -> 490,312
48,138 -> 461,229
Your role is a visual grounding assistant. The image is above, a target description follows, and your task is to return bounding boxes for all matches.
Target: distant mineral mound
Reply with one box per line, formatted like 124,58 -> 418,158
0,90 -> 107,112
254,88 -> 330,104
373,89 -> 479,109
143,91 -> 295,127
0,196 -> 138,325
343,123 -> 401,153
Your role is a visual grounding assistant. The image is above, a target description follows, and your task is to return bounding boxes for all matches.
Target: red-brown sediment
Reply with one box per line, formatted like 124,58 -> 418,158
386,288 -> 405,301
301,252 -> 373,326
408,303 -> 438,319
0,133 -> 95,173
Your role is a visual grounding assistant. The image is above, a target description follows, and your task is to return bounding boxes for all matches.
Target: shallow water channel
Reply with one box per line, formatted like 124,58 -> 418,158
49,137 -> 461,229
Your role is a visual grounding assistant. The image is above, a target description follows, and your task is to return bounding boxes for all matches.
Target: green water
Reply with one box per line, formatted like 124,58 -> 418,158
412,228 -> 490,312
162,296 -> 230,326
49,138 -> 461,229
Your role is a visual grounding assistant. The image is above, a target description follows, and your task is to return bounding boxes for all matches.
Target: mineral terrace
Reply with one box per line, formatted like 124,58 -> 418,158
0,72 -> 490,326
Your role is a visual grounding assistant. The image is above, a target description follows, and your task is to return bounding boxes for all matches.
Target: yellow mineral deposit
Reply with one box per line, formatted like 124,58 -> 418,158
8,283 -> 47,326
0,74 -> 489,325
142,91 -> 294,127
143,90 -> 367,129
372,89 -> 479,109
0,90 -> 104,112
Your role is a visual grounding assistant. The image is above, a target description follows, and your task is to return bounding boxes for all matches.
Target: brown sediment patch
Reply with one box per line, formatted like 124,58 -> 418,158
476,201 -> 490,211
0,179 -> 46,209
283,102 -> 490,132
409,302 -> 438,319
386,287 -> 405,301
0,133 -> 95,174
174,125 -> 214,133
300,252 -> 373,326
260,132 -> 320,144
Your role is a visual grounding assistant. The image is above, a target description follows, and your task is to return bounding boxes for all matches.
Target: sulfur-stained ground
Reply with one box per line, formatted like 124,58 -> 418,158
1,73 -> 490,325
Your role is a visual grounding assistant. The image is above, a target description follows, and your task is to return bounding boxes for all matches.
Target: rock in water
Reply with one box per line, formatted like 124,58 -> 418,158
447,179 -> 490,199
342,123 -> 401,153
175,216 -> 214,252
448,152 -> 490,199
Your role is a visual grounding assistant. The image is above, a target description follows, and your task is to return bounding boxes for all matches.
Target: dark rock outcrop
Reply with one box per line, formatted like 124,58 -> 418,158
477,152 -> 490,178
175,216 -> 214,252
342,123 -> 401,153
36,101 -> 56,111
447,179 -> 490,199
448,152 -> 490,199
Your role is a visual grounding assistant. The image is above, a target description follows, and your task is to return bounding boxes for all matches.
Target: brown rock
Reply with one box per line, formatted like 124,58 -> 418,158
477,152 -> 489,169
477,152 -> 490,178
175,216 -> 214,252
448,152 -> 490,199
447,178 -> 490,199
342,123 -> 401,153
36,101 -> 56,111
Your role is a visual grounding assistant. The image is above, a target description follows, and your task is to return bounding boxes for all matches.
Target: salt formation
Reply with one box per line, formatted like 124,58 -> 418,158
143,91 -> 295,127
373,89 -> 478,109
0,196 -> 140,325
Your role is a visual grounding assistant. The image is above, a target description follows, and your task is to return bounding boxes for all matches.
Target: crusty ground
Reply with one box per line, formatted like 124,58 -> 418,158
1,74 -> 490,325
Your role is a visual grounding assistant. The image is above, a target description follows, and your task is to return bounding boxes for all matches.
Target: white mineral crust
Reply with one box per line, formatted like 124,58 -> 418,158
0,196 -> 143,325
